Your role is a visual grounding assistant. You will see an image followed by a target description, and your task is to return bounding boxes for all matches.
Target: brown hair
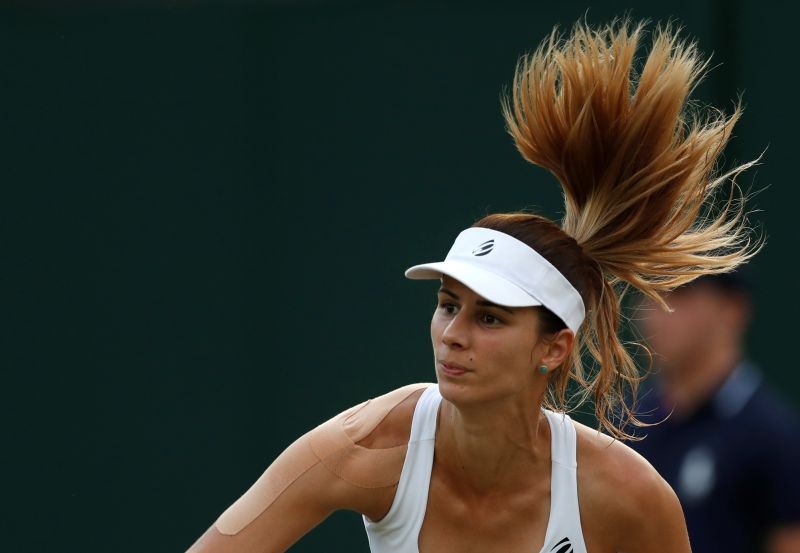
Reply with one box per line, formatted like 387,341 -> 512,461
478,18 -> 763,440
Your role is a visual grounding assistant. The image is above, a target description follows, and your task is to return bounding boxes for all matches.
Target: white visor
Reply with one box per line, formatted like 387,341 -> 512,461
405,227 -> 585,333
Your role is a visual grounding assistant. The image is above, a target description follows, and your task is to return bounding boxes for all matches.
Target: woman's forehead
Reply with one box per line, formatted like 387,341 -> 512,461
438,274 -> 476,295
438,275 -> 523,315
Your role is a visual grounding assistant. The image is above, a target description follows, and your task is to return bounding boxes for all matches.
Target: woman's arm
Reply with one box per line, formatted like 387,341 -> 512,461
185,383 -> 430,553
614,468 -> 691,553
186,431 -> 358,553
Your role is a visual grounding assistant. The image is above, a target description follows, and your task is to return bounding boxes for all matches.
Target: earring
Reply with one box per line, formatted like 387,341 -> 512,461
538,364 -> 548,374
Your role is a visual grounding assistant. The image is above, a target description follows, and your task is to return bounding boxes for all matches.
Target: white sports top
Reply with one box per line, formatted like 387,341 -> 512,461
362,383 -> 588,553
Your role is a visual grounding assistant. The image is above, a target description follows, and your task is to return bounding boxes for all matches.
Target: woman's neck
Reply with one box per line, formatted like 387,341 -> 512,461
434,389 -> 552,498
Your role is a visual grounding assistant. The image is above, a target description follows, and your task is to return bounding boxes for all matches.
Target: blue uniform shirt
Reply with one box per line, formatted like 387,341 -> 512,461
630,360 -> 800,553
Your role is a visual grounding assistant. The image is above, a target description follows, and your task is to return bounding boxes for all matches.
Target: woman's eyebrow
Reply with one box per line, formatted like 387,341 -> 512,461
438,287 -> 459,299
476,300 -> 514,315
437,286 -> 514,315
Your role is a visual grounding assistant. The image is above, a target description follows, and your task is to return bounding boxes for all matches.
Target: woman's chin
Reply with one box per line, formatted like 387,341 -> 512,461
436,374 -> 523,408
436,376 -> 480,405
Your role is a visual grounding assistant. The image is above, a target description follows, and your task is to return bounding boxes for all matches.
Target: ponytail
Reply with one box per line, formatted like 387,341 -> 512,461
491,18 -> 763,439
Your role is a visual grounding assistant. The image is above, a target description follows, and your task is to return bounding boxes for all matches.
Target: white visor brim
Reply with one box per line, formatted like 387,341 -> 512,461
405,260 -> 544,308
403,227 -> 585,332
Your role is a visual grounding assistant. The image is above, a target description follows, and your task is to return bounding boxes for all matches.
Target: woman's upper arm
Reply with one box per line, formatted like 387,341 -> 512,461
185,431 -> 356,553
185,383 -> 430,553
617,470 -> 692,553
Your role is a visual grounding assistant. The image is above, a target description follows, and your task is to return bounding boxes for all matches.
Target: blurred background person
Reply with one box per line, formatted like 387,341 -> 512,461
632,271 -> 800,553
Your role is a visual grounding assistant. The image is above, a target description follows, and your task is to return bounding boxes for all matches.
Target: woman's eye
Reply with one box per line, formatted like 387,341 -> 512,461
481,313 -> 502,325
439,302 -> 457,314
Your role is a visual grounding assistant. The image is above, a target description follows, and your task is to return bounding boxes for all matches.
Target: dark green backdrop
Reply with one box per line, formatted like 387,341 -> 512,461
3,1 -> 797,551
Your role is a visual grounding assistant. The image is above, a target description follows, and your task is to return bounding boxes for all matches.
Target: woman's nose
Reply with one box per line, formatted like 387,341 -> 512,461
441,311 -> 470,349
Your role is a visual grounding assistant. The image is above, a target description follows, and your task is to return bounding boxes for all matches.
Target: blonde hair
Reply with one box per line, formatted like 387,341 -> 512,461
489,18 -> 763,440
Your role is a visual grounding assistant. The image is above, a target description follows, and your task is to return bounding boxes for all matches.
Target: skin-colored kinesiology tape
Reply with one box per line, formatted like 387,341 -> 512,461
213,382 -> 432,535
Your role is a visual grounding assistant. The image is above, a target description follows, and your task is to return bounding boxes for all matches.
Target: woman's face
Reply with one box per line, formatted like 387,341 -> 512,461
430,274 -> 549,404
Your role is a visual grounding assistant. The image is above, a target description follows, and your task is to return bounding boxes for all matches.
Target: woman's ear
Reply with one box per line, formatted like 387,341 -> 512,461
539,329 -> 575,369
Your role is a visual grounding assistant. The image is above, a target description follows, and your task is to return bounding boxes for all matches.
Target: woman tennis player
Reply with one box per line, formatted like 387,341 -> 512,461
187,18 -> 761,553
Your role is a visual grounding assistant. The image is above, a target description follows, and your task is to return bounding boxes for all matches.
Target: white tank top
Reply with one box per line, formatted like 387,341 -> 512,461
362,383 -> 588,553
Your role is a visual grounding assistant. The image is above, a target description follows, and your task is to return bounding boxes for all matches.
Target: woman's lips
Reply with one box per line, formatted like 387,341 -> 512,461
439,361 -> 469,376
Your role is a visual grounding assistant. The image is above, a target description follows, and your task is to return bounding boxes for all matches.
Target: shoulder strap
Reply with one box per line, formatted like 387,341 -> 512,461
364,383 -> 440,535
540,409 -> 588,553
410,383 -> 441,442
543,408 -> 577,468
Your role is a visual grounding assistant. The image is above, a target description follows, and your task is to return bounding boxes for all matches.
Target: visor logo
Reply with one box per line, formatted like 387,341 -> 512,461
550,537 -> 573,553
472,239 -> 494,256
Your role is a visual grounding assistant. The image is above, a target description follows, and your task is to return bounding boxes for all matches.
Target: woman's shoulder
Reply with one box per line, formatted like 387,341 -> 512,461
304,382 -> 433,521
573,419 -> 662,489
203,383 -> 435,544
340,382 -> 433,448
304,382 -> 433,486
572,419 -> 688,551
573,419 -> 672,508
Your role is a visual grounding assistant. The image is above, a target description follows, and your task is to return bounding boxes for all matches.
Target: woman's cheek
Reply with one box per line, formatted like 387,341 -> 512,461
430,313 -> 445,340
483,332 -> 526,370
